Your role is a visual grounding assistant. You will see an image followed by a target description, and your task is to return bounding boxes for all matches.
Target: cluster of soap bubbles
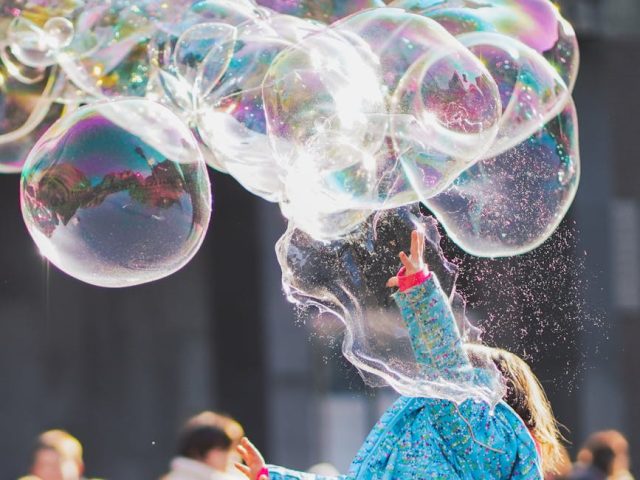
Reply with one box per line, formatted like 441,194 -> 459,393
2,0 -> 579,401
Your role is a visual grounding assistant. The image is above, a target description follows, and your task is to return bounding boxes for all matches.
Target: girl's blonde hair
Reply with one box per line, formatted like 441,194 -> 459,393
466,344 -> 566,475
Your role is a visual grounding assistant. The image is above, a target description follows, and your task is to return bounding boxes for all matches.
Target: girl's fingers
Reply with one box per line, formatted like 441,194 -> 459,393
235,462 -> 251,479
410,230 -> 418,259
241,437 -> 265,463
386,276 -> 399,287
259,476 -> 269,480
399,251 -> 411,270
237,445 -> 249,461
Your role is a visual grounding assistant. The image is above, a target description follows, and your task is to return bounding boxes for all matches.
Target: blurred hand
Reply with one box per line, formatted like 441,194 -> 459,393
236,437 -> 268,480
386,229 -> 428,288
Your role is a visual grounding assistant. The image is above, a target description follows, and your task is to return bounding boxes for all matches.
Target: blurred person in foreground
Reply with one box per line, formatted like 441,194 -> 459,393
19,429 -> 97,480
163,411 -> 243,480
307,463 -> 340,476
569,430 -> 634,480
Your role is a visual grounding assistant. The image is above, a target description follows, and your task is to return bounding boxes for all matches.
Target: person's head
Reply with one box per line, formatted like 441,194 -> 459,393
466,344 -> 565,475
185,411 -> 244,447
30,430 -> 84,480
185,411 -> 245,468
178,412 -> 241,471
577,430 -> 630,476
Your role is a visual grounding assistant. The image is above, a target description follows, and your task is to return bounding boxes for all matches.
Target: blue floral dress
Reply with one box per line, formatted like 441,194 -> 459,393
267,274 -> 543,479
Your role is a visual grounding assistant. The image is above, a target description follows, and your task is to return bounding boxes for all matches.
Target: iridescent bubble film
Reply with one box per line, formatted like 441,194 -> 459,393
459,32 -> 570,157
424,100 -> 580,257
0,57 -> 64,173
255,0 -> 385,23
391,0 -> 579,90
3,0 -> 581,399
20,99 -> 211,287
148,5 -> 319,201
277,205 -> 503,404
4,0 -> 580,256
56,3 -> 156,99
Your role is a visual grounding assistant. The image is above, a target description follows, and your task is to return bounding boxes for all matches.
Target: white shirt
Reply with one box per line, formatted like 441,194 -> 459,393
165,457 -> 238,480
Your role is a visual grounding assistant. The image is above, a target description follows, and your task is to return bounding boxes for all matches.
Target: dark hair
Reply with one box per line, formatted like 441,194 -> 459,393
177,424 -> 232,460
578,431 -> 629,475
591,444 -> 615,475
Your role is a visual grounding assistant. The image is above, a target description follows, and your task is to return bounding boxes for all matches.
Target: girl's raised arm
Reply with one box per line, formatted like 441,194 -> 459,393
388,230 -> 474,380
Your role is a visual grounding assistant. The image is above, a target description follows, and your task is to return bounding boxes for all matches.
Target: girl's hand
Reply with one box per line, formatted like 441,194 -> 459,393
386,229 -> 428,288
236,437 -> 269,480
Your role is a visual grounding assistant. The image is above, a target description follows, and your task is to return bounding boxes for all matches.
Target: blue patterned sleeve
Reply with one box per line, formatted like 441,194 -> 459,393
392,274 -> 473,380
267,465 -> 348,480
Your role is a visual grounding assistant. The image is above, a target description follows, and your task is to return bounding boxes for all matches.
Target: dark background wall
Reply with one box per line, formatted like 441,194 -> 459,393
0,172 -> 270,478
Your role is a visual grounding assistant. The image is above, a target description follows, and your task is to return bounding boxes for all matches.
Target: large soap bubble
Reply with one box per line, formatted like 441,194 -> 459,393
391,0 -> 579,90
333,9 -> 502,195
458,32 -> 570,158
21,99 -> 212,287
262,25 -> 386,237
193,17 -> 296,201
263,8 -> 505,239
149,4 -> 319,201
424,100 -> 579,257
277,205 -> 502,404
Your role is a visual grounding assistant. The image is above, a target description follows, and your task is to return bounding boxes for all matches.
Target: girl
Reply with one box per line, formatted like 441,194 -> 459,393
236,230 -> 542,479
465,344 -> 567,477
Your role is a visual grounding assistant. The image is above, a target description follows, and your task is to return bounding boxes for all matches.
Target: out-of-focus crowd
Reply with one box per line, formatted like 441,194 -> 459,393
17,412 -> 633,480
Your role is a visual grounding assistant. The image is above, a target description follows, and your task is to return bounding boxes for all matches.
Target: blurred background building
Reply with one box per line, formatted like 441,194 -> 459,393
0,0 -> 639,478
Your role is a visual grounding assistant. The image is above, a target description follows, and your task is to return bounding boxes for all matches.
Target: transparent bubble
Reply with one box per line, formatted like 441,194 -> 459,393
56,3 -> 156,98
6,14 -> 74,67
458,31 -> 569,157
262,23 -> 387,217
148,0 -> 261,112
263,27 -> 384,162
21,99 -> 212,287
186,0 -> 262,29
277,205 -> 502,404
195,15 -> 320,200
0,57 -> 65,173
264,8 -> 503,237
335,7 -> 504,163
424,100 -> 579,257
44,17 -> 74,49
8,17 -> 59,67
149,7 -> 313,201
391,0 -> 579,90
280,135 -> 378,239
258,8 -> 327,43
174,22 -> 237,101
255,0 -> 385,24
